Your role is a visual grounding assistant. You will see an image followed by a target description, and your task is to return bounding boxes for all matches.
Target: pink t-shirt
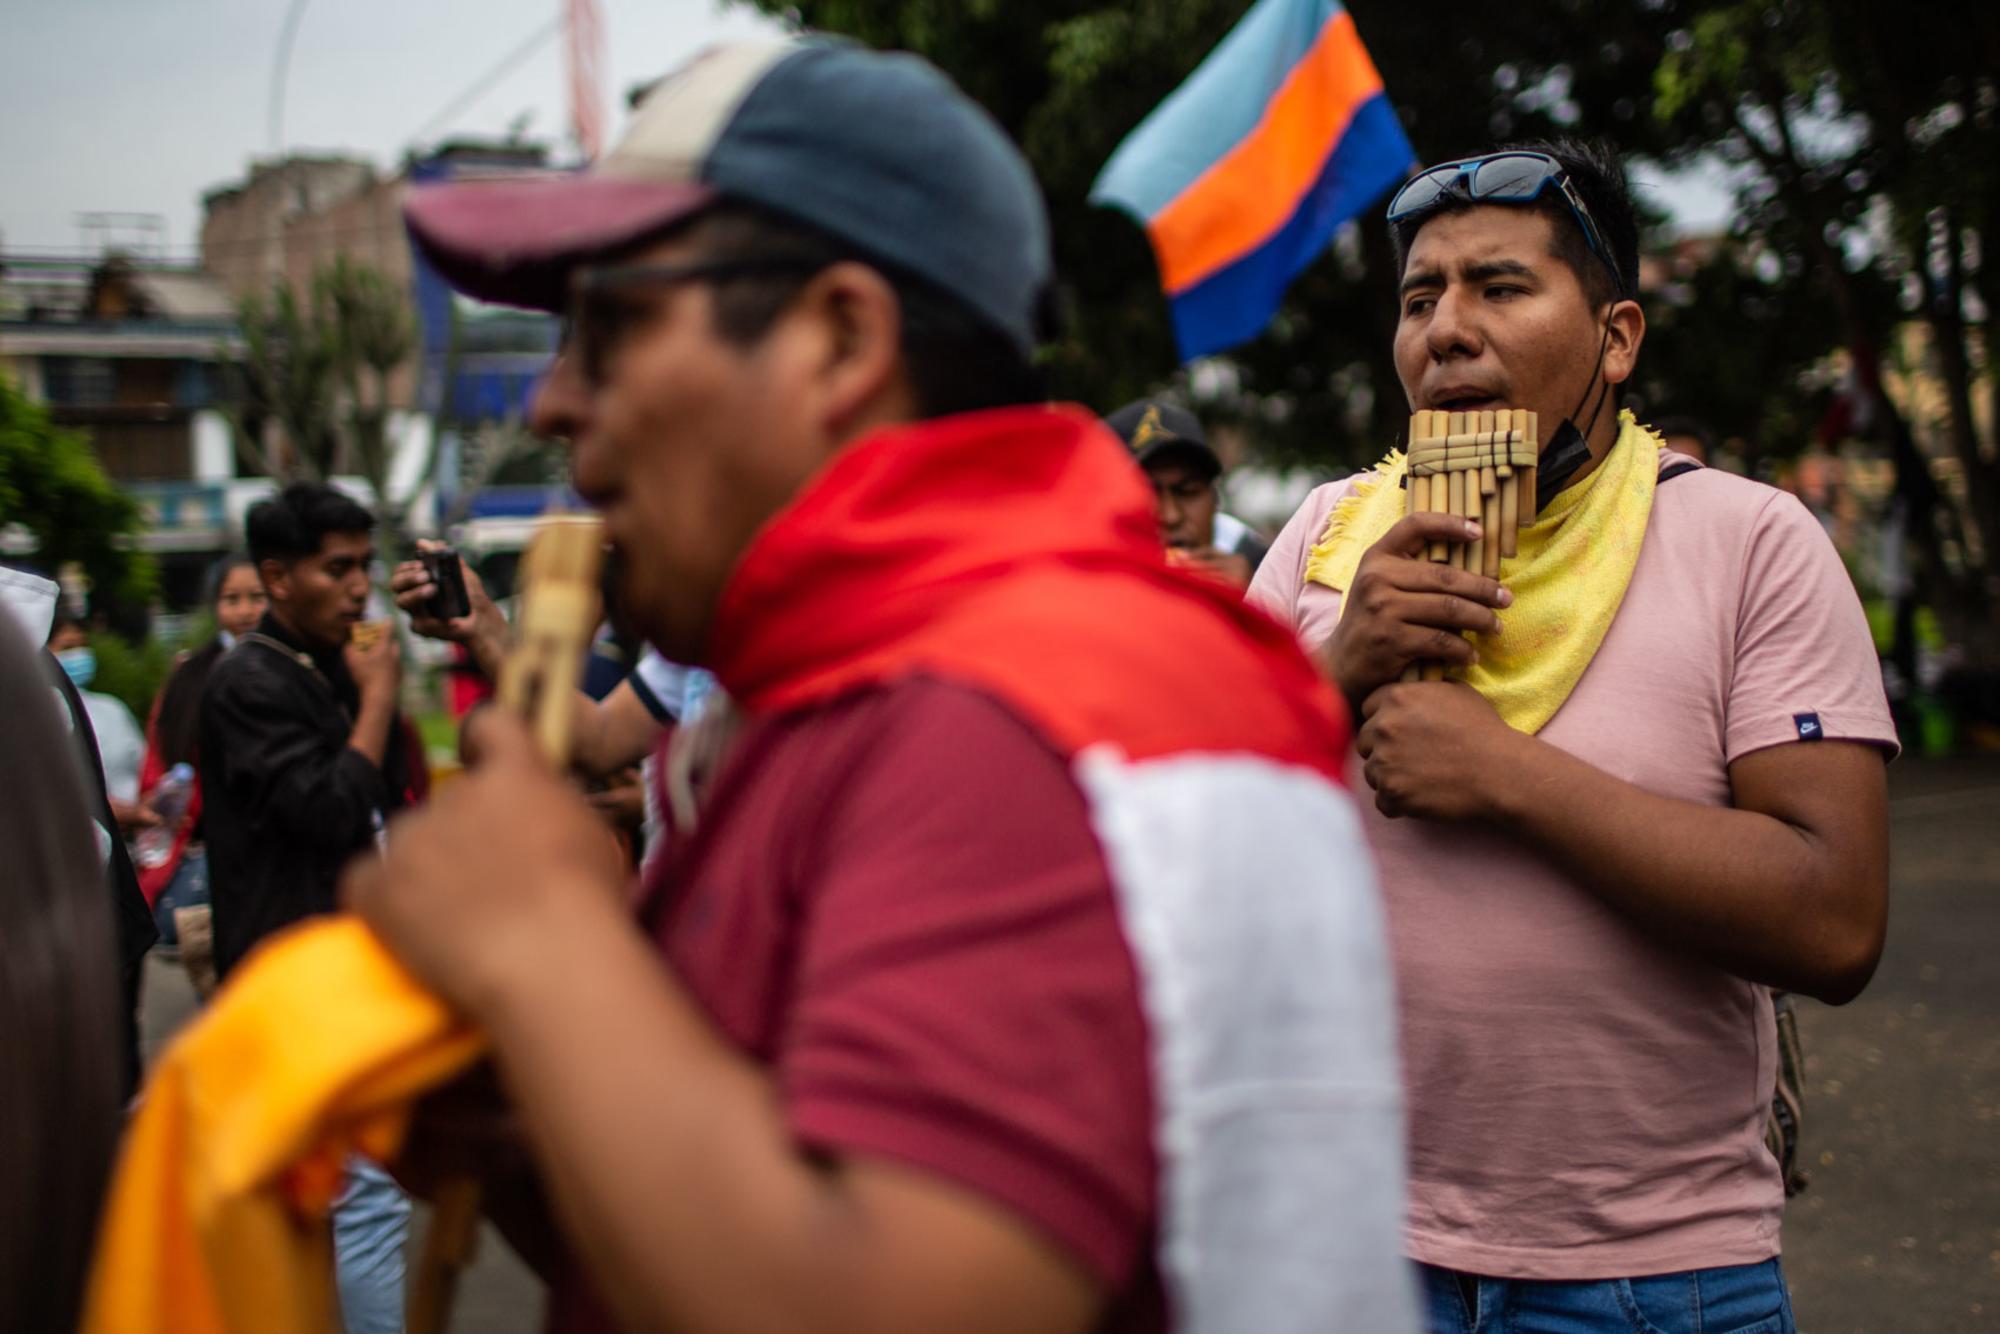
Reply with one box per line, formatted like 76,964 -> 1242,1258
1248,453 -> 1897,1279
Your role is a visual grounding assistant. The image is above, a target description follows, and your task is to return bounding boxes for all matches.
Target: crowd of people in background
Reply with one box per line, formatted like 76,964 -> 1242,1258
4,33 -> 1903,1334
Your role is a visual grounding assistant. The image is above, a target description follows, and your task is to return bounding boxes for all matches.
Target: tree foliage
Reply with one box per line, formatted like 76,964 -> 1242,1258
732,0 -> 1996,631
733,0 -> 1677,464
1650,0 -> 1999,631
218,257 -> 421,541
0,375 -> 156,612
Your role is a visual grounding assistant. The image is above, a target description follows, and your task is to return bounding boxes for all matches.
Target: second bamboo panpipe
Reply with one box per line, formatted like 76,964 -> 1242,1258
406,514 -> 606,1334
1402,409 -> 1539,682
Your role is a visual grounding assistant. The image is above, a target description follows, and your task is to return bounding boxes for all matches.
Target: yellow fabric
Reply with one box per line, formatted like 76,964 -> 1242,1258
82,917 -> 484,1334
1303,410 -> 1663,733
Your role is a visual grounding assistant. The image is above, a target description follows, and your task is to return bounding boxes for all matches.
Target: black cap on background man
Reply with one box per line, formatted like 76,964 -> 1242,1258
1105,399 -> 1222,481
1105,396 -> 1267,590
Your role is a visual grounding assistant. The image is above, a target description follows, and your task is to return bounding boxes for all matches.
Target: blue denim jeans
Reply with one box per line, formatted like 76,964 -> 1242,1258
151,845 -> 210,945
1420,1258 -> 1796,1334
333,1156 -> 411,1334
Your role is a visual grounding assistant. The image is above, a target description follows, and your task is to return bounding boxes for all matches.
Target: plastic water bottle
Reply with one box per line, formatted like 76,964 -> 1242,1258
134,763 -> 196,869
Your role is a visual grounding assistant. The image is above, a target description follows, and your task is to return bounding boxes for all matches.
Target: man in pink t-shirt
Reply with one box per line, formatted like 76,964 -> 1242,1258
1249,140 -> 1894,1333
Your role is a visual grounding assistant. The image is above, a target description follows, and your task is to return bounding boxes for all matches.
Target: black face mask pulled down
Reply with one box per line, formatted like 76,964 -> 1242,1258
1535,419 -> 1594,511
1399,322 -> 1615,511
1534,320 -> 1618,511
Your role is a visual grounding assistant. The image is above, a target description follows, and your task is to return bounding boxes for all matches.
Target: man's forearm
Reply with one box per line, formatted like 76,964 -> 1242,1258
1491,735 -> 1881,1002
465,606 -> 510,681
570,681 -> 663,778
348,692 -> 397,767
459,612 -> 655,780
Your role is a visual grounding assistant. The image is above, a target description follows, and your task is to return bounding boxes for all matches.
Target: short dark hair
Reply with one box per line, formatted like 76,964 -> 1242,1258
1390,138 -> 1640,308
245,483 -> 375,567
665,203 -> 1047,418
202,551 -> 258,605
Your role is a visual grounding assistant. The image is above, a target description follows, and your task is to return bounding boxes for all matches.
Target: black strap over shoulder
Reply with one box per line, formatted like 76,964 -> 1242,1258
1658,460 -> 1704,484
238,631 -> 351,725
239,631 -> 318,673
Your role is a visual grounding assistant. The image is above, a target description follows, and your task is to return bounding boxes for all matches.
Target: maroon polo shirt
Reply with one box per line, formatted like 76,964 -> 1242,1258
547,677 -> 1163,1332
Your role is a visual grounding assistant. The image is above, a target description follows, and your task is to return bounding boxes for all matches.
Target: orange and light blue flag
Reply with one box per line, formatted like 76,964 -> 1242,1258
1090,0 -> 1415,361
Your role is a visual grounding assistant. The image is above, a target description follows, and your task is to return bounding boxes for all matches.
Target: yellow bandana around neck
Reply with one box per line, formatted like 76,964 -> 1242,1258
1303,410 -> 1662,733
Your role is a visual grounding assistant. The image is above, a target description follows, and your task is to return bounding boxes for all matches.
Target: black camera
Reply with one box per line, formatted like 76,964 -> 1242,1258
419,546 -> 472,622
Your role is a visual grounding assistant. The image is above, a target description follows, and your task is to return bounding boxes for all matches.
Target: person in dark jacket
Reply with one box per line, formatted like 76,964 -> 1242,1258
197,482 -> 414,1334
200,488 -> 408,978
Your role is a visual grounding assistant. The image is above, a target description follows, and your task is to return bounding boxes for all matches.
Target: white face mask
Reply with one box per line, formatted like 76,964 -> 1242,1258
0,566 -> 58,645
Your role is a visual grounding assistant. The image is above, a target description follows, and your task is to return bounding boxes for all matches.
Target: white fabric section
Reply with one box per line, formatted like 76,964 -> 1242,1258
0,565 -> 58,643
638,753 -> 665,881
1077,746 -> 1417,1334
82,691 -> 146,804
606,39 -> 798,180
631,648 -> 690,723
632,648 -> 719,727
1211,511 -> 1252,553
193,410 -> 234,482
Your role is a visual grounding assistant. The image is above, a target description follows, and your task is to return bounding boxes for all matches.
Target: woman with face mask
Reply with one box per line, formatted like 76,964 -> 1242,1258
136,555 -> 266,989
47,610 -> 150,834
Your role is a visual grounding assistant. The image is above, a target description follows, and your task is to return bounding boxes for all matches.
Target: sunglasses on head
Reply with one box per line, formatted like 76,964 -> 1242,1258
1387,151 -> 1623,295
561,257 -> 828,384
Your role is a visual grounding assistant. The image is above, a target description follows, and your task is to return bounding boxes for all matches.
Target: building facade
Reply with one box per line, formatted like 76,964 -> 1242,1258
0,253 -> 260,610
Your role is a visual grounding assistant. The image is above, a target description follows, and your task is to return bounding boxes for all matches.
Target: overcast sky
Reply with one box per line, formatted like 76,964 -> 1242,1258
0,0 -> 1737,259
0,0 -> 781,256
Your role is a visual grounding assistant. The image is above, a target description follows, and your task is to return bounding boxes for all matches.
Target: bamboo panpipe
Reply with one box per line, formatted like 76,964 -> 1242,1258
407,514 -> 606,1334
1401,409 -> 1539,682
495,515 -> 607,762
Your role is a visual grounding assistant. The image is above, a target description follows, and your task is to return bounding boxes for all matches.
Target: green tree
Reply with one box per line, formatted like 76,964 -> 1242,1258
1654,0 -> 1997,647
218,257 -> 423,544
731,0 -> 1995,649
321,257 -> 418,492
221,281 -> 336,480
0,375 -> 156,614
728,0 -> 1673,464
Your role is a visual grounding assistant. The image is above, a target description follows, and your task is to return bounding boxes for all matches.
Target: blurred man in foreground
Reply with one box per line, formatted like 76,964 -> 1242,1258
350,36 -> 1413,1334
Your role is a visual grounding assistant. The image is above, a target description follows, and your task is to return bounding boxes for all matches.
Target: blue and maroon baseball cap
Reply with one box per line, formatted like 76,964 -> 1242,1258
404,37 -> 1053,356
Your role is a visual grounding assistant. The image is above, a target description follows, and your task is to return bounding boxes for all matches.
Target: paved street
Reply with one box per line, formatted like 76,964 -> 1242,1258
138,754 -> 2000,1332
1781,755 -> 2000,1332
